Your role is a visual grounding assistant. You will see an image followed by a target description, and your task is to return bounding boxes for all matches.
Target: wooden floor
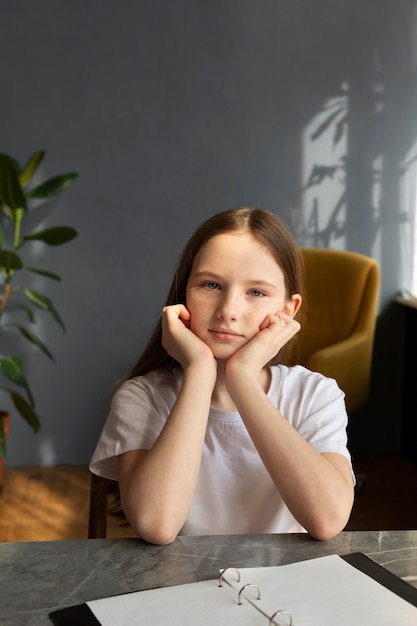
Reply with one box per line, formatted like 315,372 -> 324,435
0,465 -> 136,542
0,455 -> 416,542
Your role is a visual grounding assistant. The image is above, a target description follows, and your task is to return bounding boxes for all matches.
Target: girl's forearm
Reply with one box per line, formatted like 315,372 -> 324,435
119,366 -> 214,544
226,369 -> 354,541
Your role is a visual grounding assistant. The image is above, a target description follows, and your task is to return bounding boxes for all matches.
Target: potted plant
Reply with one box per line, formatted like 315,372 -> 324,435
0,150 -> 78,483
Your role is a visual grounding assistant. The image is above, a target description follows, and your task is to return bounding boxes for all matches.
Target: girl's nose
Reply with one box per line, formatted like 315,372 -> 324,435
216,292 -> 239,321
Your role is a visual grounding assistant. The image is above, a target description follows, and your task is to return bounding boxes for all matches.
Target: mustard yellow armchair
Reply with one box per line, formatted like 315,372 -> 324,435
289,248 -> 380,413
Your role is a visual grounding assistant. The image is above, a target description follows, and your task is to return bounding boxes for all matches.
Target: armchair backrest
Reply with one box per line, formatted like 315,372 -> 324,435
289,248 -> 380,412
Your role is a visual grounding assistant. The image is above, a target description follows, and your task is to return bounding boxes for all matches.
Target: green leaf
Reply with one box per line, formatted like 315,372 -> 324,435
0,201 -> 14,220
17,325 -> 55,362
26,266 -> 61,281
0,225 -> 5,247
22,287 -> 65,330
23,226 -> 77,246
0,356 -> 34,405
25,173 -> 78,199
4,303 -> 36,323
0,154 -> 26,213
19,150 -> 45,188
10,390 -> 40,432
0,249 -> 23,271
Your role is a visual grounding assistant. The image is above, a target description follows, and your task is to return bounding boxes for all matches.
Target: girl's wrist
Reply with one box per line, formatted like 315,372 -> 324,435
225,360 -> 261,394
183,358 -> 217,384
225,354 -> 259,379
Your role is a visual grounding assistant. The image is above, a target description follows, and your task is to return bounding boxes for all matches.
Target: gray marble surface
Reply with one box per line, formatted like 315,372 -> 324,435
1,530 -> 417,625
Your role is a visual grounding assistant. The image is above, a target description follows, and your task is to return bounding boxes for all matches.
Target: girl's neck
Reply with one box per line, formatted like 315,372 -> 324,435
210,362 -> 271,412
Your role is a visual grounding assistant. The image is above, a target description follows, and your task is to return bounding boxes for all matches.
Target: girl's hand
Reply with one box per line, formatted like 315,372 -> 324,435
161,304 -> 216,372
227,311 -> 300,375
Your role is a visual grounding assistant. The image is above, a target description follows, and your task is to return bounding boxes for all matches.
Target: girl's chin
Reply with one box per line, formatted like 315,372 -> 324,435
212,346 -> 242,361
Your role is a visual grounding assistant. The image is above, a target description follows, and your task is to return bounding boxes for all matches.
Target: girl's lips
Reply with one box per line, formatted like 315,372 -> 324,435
209,328 -> 242,341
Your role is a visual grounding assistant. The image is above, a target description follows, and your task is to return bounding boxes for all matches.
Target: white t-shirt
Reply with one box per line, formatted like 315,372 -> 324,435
90,365 -> 353,536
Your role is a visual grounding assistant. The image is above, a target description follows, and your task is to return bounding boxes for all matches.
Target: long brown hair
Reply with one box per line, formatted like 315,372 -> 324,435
123,207 -> 303,382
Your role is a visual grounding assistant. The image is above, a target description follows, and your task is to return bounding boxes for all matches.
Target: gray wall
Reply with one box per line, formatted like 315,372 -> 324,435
1,0 -> 416,465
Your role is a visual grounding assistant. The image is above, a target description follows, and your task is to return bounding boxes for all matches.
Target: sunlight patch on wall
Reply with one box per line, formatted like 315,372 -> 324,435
399,142 -> 417,297
370,153 -> 383,266
39,437 -> 57,465
299,87 -> 348,249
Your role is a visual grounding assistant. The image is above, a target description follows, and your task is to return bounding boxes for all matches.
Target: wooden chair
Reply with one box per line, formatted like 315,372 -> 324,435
88,473 -> 115,538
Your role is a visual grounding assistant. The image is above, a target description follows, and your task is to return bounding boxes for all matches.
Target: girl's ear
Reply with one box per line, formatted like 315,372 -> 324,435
283,294 -> 302,318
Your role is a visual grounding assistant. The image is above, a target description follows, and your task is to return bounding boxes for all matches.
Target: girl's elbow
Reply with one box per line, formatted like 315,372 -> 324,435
307,503 -> 353,541
124,505 -> 181,545
308,522 -> 343,542
135,521 -> 179,545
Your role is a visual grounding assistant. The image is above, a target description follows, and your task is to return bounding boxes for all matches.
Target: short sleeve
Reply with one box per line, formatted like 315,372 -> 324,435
273,365 -> 351,460
89,371 -> 180,480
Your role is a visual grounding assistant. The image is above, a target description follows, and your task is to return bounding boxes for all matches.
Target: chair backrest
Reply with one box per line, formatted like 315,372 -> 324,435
288,247 -> 380,412
88,472 -> 114,538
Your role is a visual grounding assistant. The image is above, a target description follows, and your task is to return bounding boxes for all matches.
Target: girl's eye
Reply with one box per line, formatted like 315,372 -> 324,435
249,289 -> 264,297
205,282 -> 219,290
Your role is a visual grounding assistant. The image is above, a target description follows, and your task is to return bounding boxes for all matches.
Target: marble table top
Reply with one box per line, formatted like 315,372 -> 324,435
1,530 -> 417,625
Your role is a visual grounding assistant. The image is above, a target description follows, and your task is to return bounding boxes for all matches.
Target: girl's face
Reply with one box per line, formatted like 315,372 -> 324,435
185,231 -> 301,361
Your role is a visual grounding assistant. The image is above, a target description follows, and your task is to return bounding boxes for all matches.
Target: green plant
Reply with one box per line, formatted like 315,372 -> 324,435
0,150 -> 78,446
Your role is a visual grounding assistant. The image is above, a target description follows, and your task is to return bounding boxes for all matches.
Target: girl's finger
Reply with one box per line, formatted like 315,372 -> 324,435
163,304 -> 191,324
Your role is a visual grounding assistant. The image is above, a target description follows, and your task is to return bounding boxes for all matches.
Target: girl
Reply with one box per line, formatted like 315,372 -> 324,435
90,207 -> 354,544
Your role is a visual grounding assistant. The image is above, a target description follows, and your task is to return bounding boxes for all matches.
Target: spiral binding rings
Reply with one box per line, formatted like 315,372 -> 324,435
218,567 -> 241,586
237,583 -> 262,605
268,608 -> 294,625
219,567 -> 294,624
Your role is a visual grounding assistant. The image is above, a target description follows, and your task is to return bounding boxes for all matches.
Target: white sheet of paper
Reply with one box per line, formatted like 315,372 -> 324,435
87,555 -> 417,625
88,578 -> 262,626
